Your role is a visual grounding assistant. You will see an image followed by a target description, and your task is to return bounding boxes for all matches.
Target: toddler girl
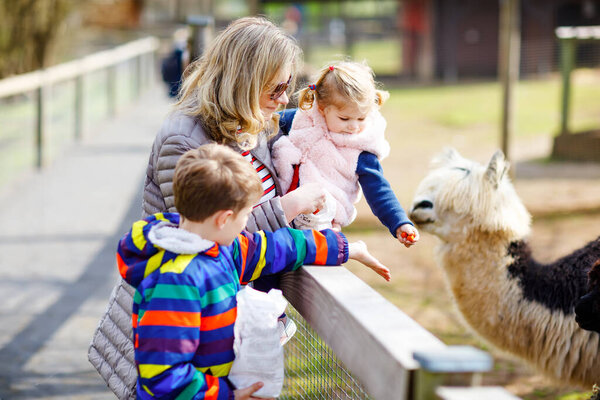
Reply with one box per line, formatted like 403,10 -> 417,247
272,61 -> 419,247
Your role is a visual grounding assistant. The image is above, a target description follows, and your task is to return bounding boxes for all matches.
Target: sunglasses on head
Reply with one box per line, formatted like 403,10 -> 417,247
270,74 -> 292,100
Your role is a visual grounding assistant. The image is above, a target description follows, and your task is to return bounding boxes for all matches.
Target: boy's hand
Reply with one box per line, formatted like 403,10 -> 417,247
348,240 -> 391,281
396,224 -> 419,248
234,382 -> 274,400
280,183 -> 326,222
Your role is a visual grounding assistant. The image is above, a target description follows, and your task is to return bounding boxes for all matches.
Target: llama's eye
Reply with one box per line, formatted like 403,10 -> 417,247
454,167 -> 470,175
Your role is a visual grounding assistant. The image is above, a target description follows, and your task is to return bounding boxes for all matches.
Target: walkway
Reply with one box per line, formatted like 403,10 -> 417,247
0,85 -> 171,399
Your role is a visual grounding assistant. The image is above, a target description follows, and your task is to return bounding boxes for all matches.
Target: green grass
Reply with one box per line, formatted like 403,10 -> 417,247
307,38 -> 401,76
385,69 -> 600,142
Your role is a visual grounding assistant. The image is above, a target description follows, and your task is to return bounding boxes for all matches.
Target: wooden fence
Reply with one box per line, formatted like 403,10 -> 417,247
0,36 -> 159,169
281,267 -> 521,400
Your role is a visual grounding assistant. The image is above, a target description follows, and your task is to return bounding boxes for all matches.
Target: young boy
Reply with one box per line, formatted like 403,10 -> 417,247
117,143 -> 390,399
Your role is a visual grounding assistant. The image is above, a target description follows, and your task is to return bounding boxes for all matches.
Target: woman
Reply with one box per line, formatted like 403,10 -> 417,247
144,16 -> 324,228
89,16 -> 325,400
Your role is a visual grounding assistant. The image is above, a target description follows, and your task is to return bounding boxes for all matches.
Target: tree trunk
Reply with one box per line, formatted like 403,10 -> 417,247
0,0 -> 72,78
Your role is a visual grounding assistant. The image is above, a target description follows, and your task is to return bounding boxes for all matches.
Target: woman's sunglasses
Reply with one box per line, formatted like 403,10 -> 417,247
270,74 -> 292,100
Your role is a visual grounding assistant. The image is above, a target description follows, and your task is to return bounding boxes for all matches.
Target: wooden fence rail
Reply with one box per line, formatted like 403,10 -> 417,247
0,36 -> 159,168
281,266 -> 521,400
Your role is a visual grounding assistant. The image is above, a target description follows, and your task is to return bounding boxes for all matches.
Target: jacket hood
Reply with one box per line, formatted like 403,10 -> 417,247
116,213 -> 215,288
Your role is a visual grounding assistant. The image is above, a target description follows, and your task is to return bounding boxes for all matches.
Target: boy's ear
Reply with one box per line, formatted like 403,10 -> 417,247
214,209 -> 234,229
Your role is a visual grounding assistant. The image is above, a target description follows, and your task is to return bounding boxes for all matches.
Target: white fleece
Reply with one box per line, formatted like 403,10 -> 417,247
147,220 -> 215,254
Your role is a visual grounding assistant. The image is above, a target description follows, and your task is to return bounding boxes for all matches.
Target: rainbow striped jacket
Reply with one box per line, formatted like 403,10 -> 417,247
117,213 -> 348,400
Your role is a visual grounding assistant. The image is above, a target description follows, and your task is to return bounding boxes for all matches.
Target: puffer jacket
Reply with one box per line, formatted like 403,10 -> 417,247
88,111 -> 289,399
142,110 -> 288,231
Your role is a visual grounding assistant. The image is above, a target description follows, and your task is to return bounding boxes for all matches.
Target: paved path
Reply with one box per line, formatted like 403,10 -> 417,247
0,86 -> 171,399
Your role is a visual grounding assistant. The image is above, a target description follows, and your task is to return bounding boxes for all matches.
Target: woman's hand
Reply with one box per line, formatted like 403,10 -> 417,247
396,224 -> 419,248
280,183 -> 327,223
234,382 -> 274,400
348,240 -> 391,281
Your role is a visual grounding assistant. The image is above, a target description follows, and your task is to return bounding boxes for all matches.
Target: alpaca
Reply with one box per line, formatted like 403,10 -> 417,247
409,148 -> 600,387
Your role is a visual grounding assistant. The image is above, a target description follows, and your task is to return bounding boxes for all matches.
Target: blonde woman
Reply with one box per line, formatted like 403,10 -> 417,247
144,17 -> 325,228
89,17 -> 326,400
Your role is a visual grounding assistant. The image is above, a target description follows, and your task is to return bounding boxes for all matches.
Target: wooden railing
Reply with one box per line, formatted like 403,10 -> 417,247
281,267 -> 521,400
0,37 -> 159,168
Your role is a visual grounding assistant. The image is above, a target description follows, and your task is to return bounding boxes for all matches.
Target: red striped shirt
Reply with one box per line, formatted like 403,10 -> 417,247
240,150 -> 277,205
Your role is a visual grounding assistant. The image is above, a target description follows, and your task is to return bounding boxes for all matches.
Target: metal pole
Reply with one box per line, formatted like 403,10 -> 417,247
559,38 -> 575,135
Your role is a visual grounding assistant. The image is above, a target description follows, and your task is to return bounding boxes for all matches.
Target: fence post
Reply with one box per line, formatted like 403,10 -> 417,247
107,65 -> 117,117
498,0 -> 521,168
134,55 -> 142,99
35,84 -> 48,168
412,346 -> 493,400
148,52 -> 155,88
74,74 -> 85,140
559,37 -> 575,135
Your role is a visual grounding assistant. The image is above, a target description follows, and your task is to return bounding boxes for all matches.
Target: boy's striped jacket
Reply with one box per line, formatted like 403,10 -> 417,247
117,213 -> 348,399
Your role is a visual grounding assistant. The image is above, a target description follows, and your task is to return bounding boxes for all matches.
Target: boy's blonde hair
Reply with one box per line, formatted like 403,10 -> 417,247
176,17 -> 301,149
297,60 -> 389,113
173,144 -> 263,222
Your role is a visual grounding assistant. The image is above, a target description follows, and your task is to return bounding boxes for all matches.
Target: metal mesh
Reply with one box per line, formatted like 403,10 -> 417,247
280,305 -> 372,400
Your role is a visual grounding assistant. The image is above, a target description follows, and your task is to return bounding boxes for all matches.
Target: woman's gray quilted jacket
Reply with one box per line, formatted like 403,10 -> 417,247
88,111 -> 288,399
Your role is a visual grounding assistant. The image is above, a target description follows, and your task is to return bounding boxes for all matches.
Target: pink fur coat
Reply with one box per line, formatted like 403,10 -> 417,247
272,105 -> 390,227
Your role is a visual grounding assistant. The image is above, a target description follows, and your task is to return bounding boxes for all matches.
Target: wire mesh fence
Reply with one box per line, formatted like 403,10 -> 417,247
280,305 -> 373,400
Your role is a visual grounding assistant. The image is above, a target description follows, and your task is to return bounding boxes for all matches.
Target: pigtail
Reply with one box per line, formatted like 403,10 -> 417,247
375,89 -> 390,107
297,86 -> 316,111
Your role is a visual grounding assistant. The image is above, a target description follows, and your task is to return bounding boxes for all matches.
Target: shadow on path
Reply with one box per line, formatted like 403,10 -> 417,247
0,181 -> 142,399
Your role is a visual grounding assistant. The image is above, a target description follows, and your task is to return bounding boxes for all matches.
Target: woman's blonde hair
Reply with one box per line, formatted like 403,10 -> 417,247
297,60 -> 389,113
176,17 -> 301,149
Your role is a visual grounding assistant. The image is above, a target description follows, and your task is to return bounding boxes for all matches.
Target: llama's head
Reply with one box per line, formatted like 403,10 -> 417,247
409,148 -> 531,242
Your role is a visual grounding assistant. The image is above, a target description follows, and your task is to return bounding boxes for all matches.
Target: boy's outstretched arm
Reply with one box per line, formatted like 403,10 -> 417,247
348,240 -> 391,281
230,228 -> 390,284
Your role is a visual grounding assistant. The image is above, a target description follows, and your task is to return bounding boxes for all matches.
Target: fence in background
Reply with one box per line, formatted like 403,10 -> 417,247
0,37 -> 159,186
280,267 -> 521,400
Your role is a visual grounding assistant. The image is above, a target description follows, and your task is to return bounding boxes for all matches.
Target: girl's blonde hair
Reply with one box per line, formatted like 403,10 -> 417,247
297,60 -> 389,113
176,17 -> 301,148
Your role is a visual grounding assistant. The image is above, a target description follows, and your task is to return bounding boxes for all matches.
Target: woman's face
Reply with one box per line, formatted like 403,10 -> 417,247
259,67 -> 292,120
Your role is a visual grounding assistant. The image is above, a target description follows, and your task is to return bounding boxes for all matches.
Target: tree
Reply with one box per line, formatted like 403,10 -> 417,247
0,0 -> 72,79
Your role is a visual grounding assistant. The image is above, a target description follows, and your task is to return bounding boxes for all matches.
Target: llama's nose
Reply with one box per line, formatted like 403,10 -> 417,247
413,200 -> 433,210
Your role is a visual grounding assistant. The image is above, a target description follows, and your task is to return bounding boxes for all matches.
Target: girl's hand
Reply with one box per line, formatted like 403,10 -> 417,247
280,183 -> 326,222
397,224 -> 419,248
234,382 -> 273,400
348,240 -> 391,281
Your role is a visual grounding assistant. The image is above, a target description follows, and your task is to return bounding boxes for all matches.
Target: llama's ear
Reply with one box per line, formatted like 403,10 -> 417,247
485,150 -> 508,188
443,147 -> 461,161
432,147 -> 461,167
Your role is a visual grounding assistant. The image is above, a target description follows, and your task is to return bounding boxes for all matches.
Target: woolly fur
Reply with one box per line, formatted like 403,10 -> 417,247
409,148 -> 600,388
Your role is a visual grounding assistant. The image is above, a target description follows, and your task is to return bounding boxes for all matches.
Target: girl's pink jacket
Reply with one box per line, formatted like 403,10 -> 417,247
272,104 -> 390,227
